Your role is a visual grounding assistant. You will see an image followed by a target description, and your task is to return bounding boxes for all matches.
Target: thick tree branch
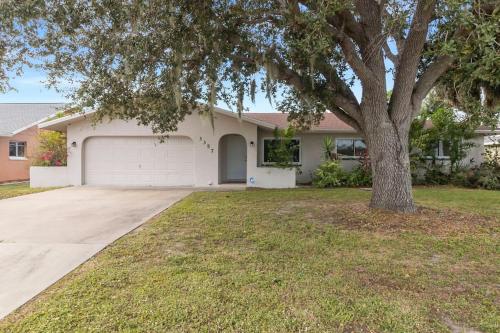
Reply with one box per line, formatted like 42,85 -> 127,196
296,0 -> 380,88
314,58 -> 363,126
231,52 -> 363,129
298,1 -> 366,49
354,0 -> 387,83
390,0 -> 437,123
329,25 -> 381,87
326,10 -> 368,49
315,59 -> 358,104
411,55 -> 454,115
383,41 -> 398,67
382,8 -> 406,56
329,107 -> 363,132
270,53 -> 363,128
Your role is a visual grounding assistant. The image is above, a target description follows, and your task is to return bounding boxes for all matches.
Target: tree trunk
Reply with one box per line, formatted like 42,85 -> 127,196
366,120 -> 416,213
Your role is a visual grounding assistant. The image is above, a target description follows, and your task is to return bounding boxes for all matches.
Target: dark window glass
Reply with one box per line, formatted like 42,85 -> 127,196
17,142 -> 26,157
441,141 -> 450,157
337,139 -> 367,157
9,142 -> 16,157
263,139 -> 300,163
289,139 -> 300,163
263,139 -> 277,163
336,139 -> 354,156
354,139 -> 367,156
8,141 -> 26,158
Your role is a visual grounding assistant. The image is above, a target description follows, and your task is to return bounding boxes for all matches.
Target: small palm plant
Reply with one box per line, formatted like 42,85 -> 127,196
322,136 -> 335,161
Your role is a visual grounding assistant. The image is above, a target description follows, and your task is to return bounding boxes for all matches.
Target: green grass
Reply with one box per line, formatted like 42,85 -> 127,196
0,183 -> 58,200
1,187 -> 499,332
414,186 -> 500,216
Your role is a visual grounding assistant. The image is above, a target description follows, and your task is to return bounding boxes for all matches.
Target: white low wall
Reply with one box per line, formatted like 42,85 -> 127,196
30,166 -> 70,188
248,167 -> 296,188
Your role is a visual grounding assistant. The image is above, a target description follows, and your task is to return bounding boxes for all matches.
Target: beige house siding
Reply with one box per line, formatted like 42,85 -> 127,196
257,128 -> 364,184
64,110 -> 260,187
39,109 -> 489,187
463,136 -> 485,166
257,129 -> 487,183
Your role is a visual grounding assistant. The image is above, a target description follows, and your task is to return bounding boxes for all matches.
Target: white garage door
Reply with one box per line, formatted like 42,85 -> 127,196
84,136 -> 194,186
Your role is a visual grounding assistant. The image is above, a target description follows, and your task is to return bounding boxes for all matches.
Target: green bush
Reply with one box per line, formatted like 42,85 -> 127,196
423,164 -> 450,185
312,161 -> 346,188
346,165 -> 372,187
313,161 -> 373,188
32,131 -> 67,166
451,159 -> 500,190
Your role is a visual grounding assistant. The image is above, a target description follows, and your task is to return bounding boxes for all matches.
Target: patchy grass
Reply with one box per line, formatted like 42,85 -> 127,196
414,186 -> 500,216
0,183 -> 58,200
1,188 -> 498,332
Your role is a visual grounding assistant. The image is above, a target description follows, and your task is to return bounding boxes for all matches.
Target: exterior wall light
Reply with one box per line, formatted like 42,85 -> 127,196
250,141 -> 255,147
71,141 -> 77,148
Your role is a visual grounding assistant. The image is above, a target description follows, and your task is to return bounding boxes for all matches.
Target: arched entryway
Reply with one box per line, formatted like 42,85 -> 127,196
219,134 -> 247,184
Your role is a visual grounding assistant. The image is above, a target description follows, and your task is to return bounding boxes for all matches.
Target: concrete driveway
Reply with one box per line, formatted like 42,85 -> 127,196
0,186 -> 192,319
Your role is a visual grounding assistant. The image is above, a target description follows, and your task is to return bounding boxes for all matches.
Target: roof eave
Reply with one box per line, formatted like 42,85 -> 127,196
11,113 -> 60,135
212,107 -> 276,129
39,107 -> 278,131
39,111 -> 96,131
475,129 -> 500,135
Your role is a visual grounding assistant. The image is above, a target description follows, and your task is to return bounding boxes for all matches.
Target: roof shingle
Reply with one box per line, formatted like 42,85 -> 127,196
245,112 -> 355,131
0,103 -> 65,136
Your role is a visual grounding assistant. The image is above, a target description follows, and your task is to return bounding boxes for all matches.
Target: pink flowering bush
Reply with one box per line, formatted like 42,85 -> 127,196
32,131 -> 67,166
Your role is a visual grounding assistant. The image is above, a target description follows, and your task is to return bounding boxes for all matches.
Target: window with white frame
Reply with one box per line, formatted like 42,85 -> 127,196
263,138 -> 301,164
9,141 -> 26,159
336,138 -> 367,158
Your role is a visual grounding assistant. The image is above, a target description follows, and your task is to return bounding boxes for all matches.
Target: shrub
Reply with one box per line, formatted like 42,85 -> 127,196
346,165 -> 372,187
312,161 -> 346,188
321,136 -> 335,161
266,126 -> 300,170
32,131 -> 67,166
423,164 -> 450,185
451,153 -> 500,190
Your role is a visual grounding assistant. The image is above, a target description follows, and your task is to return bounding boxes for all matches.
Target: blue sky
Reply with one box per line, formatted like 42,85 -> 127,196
0,65 -> 367,113
0,67 -> 67,103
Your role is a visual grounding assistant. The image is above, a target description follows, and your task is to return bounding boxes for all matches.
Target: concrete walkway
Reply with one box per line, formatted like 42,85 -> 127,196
0,186 -> 192,319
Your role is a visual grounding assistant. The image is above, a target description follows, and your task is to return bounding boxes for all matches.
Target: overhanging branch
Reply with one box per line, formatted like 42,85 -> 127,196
411,55 -> 454,116
390,0 -> 437,122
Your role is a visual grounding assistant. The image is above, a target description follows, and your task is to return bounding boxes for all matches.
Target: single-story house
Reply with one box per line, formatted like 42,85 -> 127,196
33,107 -> 495,188
485,135 -> 499,149
0,103 -> 64,183
484,135 -> 500,157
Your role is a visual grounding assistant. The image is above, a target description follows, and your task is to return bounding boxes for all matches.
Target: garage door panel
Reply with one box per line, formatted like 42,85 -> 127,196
84,136 -> 194,186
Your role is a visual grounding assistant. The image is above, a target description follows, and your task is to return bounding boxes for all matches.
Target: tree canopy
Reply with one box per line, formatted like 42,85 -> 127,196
1,0 -> 497,129
1,0 -> 498,212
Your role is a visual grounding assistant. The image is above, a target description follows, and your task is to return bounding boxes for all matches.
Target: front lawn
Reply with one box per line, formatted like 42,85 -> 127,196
1,188 -> 498,332
0,183 -> 57,200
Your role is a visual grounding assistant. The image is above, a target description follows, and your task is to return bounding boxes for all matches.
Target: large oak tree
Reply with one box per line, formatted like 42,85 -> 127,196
2,0 -> 498,212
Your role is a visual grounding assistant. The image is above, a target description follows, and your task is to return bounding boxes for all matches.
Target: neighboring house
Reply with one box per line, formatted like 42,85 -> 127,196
484,135 -> 500,149
35,107 -> 496,188
0,103 -> 65,183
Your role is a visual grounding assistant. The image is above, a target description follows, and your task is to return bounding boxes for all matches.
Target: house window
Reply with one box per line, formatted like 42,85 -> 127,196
434,140 -> 450,158
336,138 -> 366,158
263,138 -> 301,164
9,141 -> 27,159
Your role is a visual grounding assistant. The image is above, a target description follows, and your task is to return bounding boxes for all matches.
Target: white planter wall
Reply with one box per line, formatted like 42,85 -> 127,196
247,167 -> 296,188
30,166 -> 69,188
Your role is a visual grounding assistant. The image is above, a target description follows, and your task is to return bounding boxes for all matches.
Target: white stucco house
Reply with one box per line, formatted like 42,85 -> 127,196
30,107 -> 494,188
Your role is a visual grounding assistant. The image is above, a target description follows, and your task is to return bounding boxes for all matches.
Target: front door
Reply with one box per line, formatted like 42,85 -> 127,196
223,135 -> 247,182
